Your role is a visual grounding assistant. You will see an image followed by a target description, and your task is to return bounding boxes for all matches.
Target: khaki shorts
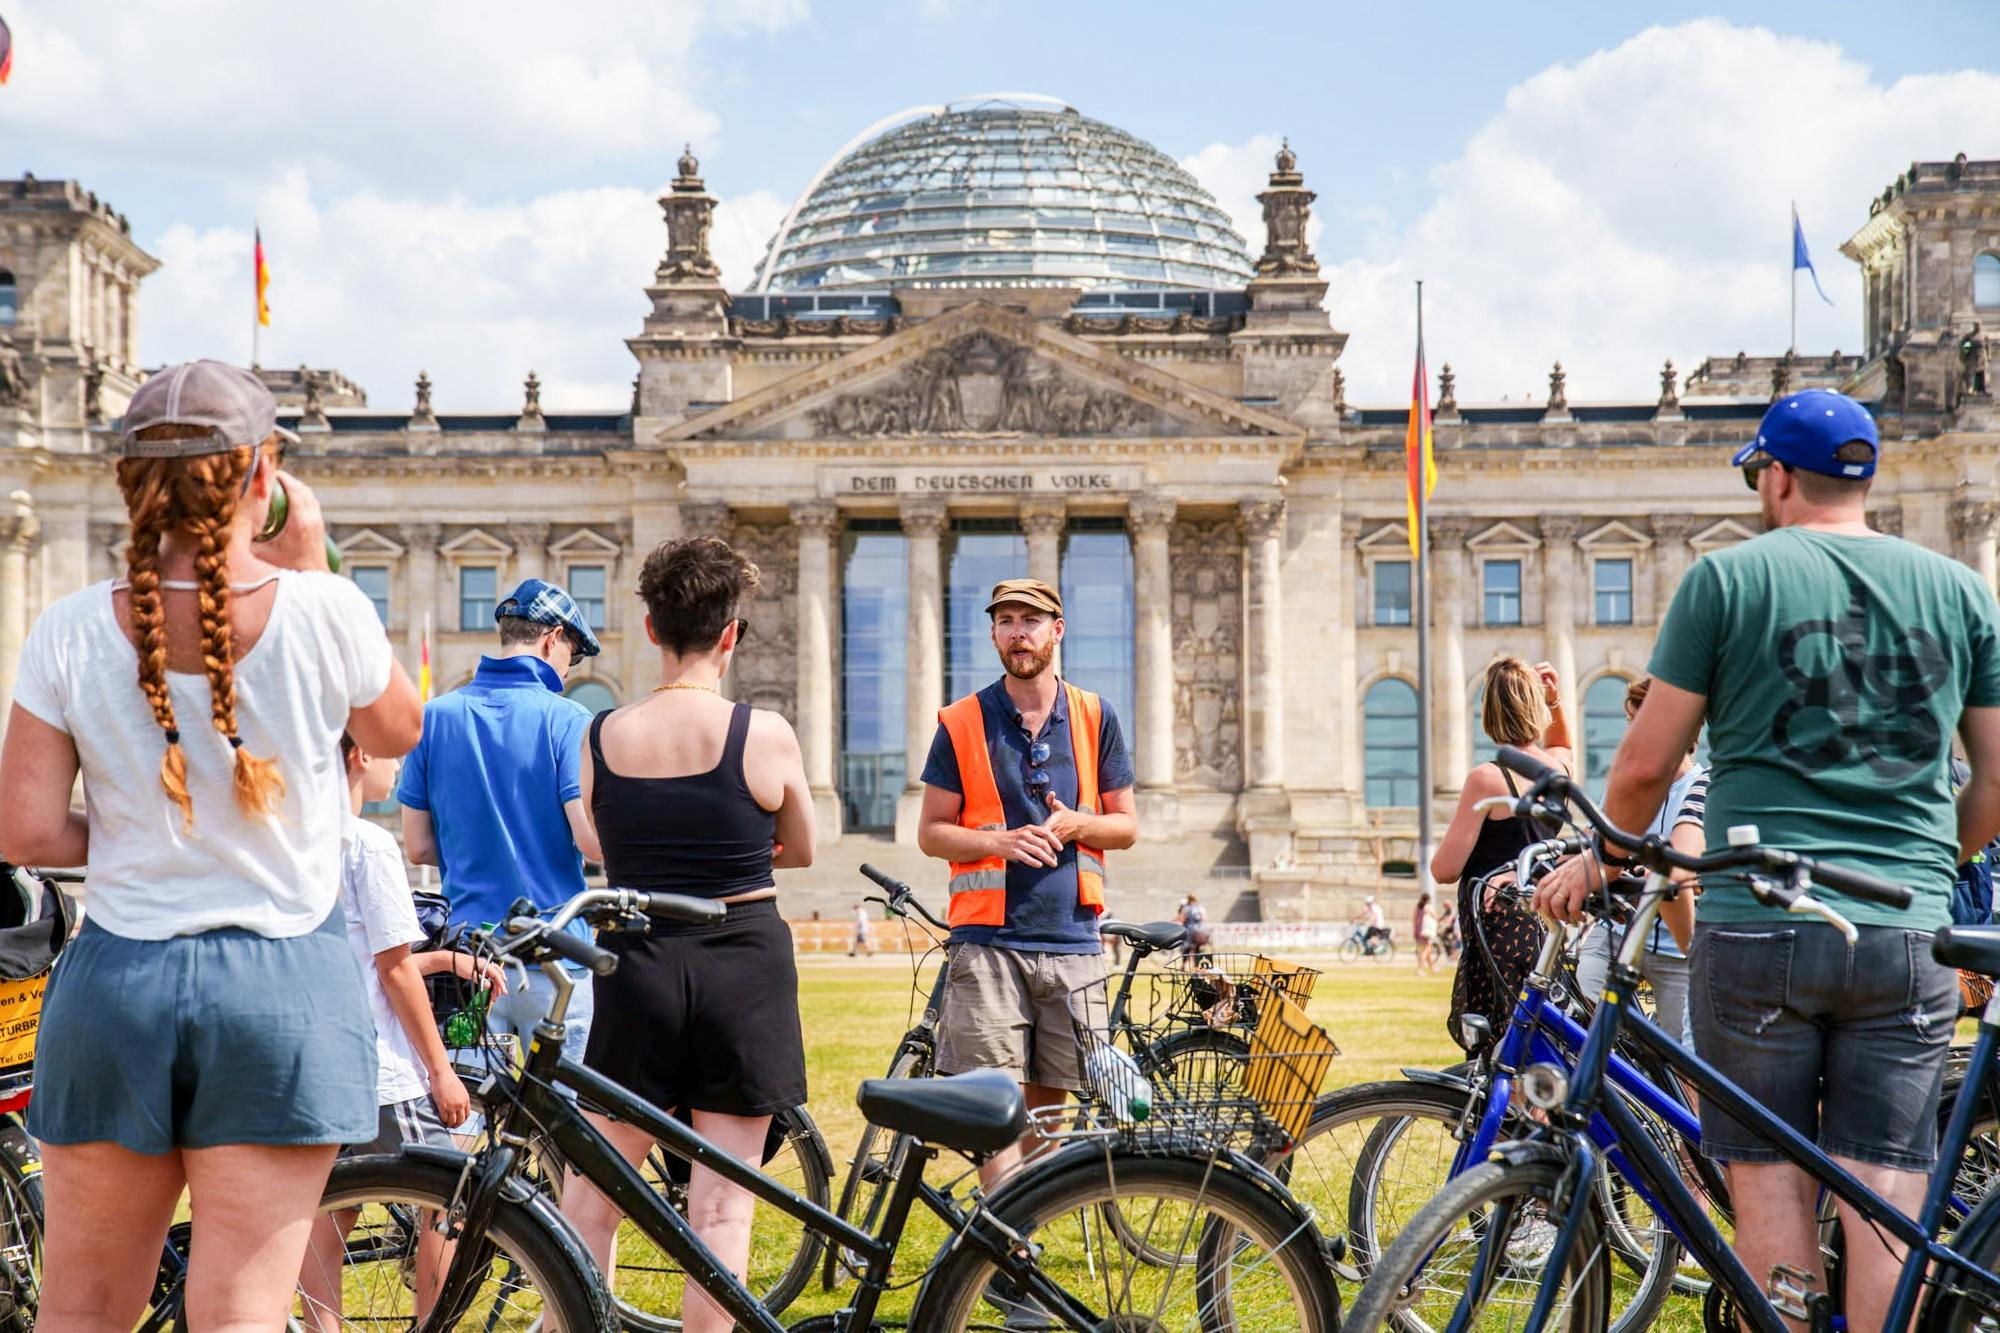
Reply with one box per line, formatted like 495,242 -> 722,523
936,943 -> 1108,1091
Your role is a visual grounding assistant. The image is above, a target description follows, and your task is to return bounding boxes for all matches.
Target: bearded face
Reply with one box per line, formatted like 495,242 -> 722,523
991,605 -> 1061,680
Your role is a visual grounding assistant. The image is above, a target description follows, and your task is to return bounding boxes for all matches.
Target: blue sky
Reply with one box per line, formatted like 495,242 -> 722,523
5,2 -> 1998,408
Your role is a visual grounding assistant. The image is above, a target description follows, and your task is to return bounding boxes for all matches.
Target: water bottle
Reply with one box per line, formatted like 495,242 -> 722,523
1085,1045 -> 1154,1125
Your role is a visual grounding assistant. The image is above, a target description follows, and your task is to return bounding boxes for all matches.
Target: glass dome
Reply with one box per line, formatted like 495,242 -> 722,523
753,98 -> 1255,294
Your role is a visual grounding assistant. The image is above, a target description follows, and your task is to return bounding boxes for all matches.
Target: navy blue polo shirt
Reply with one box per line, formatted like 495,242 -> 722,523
397,655 -> 593,942
921,678 -> 1135,954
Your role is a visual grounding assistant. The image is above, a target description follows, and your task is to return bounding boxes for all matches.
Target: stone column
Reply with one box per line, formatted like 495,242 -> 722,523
90,520 -> 127,584
791,500 -> 842,833
1020,498 -> 1065,587
682,502 -> 734,695
1431,518 -> 1473,789
507,522 -> 552,587
1240,498 -> 1286,790
1954,500 -> 2000,597
1540,515 -> 1582,712
895,499 -> 948,841
1649,514 -> 1697,621
0,494 -> 41,734
1128,496 -> 1178,791
402,523 -> 441,676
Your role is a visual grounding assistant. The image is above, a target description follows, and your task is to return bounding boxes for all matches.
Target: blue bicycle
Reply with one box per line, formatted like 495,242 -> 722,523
1347,746 -> 2000,1333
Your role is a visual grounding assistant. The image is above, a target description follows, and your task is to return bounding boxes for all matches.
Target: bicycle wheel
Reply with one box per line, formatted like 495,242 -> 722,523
1340,939 -> 1364,964
0,1119 -> 39,1333
1373,943 -> 1398,965
824,1040 -> 932,1289
1344,1157 -> 1609,1333
911,1146 -> 1340,1333
603,1104 -> 833,1332
299,1153 -> 609,1332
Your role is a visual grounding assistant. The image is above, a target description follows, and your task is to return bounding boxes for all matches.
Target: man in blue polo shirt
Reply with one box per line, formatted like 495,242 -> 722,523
399,577 -> 604,1060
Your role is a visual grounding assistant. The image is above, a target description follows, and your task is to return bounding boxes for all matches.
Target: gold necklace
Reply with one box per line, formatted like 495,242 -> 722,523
652,680 -> 719,694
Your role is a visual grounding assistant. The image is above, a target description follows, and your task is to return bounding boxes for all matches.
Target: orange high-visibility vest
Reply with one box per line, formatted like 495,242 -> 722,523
940,682 -> 1108,930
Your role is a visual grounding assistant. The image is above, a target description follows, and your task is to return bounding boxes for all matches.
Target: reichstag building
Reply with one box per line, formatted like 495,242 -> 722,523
2,97 -> 1997,920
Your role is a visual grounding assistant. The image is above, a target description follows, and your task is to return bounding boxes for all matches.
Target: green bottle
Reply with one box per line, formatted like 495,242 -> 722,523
253,480 -> 343,573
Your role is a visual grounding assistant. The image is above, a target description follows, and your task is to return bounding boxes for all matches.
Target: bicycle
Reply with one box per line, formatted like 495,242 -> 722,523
303,885 -> 1341,1332
1346,745 -> 2000,1333
1340,926 -> 1397,964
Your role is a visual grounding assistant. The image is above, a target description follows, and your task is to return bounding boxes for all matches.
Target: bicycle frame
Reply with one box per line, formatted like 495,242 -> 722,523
439,959 -> 1105,1333
1481,873 -> 2000,1333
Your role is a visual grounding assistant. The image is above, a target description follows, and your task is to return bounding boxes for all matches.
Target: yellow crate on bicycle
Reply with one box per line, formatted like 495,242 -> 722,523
1244,992 -> 1339,1143
1251,955 -> 1320,1006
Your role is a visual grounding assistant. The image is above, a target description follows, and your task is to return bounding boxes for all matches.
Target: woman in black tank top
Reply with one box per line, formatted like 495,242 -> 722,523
1431,657 -> 1575,1051
567,537 -> 817,1333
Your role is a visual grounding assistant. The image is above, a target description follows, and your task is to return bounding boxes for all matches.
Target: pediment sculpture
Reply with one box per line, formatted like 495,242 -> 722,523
804,333 -> 1161,438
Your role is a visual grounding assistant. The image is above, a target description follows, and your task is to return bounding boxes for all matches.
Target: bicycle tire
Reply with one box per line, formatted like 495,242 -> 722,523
1344,1156 -> 1610,1333
1340,940 -> 1364,964
304,1152 -> 612,1332
1373,942 -> 1398,965
909,1145 -> 1340,1333
0,1119 -> 39,1333
823,1040 -> 932,1290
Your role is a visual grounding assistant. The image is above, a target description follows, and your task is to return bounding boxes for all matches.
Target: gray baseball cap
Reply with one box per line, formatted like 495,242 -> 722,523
119,360 -> 299,457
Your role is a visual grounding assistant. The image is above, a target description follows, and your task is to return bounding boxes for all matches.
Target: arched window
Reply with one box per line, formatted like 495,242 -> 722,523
1978,254 -> 2000,310
1364,678 -> 1421,808
0,271 -> 15,327
1583,675 -> 1631,800
565,680 -> 617,716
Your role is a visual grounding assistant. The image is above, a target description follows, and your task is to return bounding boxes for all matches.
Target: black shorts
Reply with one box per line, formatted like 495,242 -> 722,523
582,897 -> 807,1117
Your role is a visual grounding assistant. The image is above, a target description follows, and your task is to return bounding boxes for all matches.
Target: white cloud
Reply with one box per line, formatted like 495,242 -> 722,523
1180,133 -> 1322,263
149,174 -> 787,410
1186,20 -> 2000,405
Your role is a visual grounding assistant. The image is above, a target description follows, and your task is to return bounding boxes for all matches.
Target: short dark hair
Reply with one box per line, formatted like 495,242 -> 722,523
1788,441 -> 1875,505
497,615 -> 547,649
639,537 -> 760,655
339,731 -> 358,764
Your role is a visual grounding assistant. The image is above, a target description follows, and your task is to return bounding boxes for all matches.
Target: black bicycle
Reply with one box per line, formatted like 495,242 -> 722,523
300,885 -> 1340,1332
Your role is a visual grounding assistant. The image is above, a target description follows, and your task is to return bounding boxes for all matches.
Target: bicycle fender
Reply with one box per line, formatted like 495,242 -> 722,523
781,1104 -> 838,1184
1398,1066 -> 1477,1094
1480,1137 -> 1573,1172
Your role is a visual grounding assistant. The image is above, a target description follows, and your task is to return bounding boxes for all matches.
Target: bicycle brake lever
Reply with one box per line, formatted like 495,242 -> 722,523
1787,893 -> 1859,945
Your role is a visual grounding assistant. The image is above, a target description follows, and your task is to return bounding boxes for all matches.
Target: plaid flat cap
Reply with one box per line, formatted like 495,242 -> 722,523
495,578 -> 602,658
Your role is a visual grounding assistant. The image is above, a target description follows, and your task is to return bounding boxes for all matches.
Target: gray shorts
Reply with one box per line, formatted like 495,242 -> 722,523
345,1096 -> 454,1157
1689,921 -> 1957,1171
936,943 -> 1107,1092
28,911 -> 377,1155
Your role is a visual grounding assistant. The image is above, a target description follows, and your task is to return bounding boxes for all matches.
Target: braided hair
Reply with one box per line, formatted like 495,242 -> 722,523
114,425 -> 286,831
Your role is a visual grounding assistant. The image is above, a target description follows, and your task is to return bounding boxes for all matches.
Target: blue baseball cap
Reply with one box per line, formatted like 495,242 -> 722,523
495,578 -> 602,658
1731,390 -> 1880,480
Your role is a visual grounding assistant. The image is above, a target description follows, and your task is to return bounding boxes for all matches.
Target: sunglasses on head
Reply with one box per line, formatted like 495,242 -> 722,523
1741,451 -> 1779,492
732,616 -> 750,643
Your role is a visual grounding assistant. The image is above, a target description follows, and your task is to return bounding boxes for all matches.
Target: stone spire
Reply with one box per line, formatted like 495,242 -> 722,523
1436,362 -> 1457,415
299,365 -> 329,431
408,371 -> 437,430
1658,358 -> 1679,412
1547,361 -> 1568,412
518,371 -> 545,431
1254,139 -> 1319,279
1770,350 -> 1795,400
657,144 -> 721,284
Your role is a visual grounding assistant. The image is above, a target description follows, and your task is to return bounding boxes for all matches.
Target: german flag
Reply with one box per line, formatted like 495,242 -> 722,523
1,14 -> 15,86
254,224 -> 270,327
1405,333 -> 1437,555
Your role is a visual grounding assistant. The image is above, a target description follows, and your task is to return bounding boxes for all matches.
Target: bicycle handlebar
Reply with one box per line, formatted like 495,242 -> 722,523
1492,746 -> 1913,913
859,863 -> 950,933
519,920 -> 620,976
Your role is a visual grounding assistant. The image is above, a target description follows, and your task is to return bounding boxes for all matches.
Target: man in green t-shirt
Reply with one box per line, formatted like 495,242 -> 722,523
1536,389 -> 2000,1331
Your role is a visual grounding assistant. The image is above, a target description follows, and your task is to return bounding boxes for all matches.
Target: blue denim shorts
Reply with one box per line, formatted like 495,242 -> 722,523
27,909 -> 377,1155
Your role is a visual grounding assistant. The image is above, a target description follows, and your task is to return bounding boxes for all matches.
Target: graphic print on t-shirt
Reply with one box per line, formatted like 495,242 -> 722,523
1771,571 -> 1949,780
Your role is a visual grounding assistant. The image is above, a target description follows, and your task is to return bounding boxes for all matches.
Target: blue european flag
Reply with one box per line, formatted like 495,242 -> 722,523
1793,206 -> 1833,306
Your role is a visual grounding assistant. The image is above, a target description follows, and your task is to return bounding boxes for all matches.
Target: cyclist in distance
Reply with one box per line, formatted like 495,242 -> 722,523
1435,656 -> 1573,1050
1537,390 -> 2000,1333
0,362 -> 422,1331
917,577 -> 1138,1189
564,536 -> 816,1333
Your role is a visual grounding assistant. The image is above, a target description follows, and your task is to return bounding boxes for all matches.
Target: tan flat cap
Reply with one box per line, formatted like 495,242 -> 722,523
986,577 -> 1063,617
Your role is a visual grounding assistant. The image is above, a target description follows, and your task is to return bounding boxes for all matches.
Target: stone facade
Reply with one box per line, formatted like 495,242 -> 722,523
4,144 -> 2000,922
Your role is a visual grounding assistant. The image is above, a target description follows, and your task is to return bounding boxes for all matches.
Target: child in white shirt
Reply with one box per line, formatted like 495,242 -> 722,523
300,733 -> 507,1324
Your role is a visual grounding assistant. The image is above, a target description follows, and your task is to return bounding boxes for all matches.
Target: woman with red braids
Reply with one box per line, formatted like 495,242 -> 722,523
0,361 -> 421,1331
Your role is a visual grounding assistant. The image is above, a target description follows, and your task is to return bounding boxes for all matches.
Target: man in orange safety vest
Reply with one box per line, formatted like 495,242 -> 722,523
917,577 -> 1139,1187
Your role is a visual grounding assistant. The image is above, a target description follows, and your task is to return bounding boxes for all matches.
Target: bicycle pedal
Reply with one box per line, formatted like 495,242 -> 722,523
1767,1263 -> 1817,1321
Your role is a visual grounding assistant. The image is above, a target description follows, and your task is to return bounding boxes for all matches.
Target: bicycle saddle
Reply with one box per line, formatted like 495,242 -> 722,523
1098,920 -> 1187,952
856,1068 -> 1026,1156
1935,925 -> 2000,977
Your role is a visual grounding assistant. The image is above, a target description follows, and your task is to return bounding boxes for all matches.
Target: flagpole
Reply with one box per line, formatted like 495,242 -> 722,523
1790,202 -> 1798,356
251,218 -> 262,369
1414,280 -> 1435,905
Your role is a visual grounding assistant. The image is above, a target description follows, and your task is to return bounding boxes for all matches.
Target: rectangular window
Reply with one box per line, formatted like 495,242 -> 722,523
570,565 -> 607,631
1373,561 -> 1412,626
1060,520 -> 1135,760
1483,559 -> 1522,626
352,566 -> 390,626
945,521 -> 1028,704
841,525 -> 908,832
1594,558 -> 1633,625
459,566 -> 496,631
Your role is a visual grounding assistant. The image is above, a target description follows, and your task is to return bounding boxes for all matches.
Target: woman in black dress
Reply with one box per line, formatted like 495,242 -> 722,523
1432,656 -> 1573,1050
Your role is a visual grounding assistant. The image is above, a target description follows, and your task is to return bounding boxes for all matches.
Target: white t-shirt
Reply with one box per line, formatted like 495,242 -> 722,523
13,572 -> 394,939
341,815 -> 429,1104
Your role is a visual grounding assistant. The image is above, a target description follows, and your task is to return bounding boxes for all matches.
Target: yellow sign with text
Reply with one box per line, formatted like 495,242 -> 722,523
0,975 -> 47,1074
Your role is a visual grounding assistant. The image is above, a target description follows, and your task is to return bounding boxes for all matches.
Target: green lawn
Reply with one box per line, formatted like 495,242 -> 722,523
594,951 -> 1714,1330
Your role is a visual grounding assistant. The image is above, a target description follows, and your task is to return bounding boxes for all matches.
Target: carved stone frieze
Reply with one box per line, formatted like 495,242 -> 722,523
803,333 -> 1166,439
1170,517 -> 1243,790
727,518 -> 798,724
1870,507 -> 1905,537
681,501 -> 732,536
1127,495 -> 1177,534
1951,498 -> 1999,542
